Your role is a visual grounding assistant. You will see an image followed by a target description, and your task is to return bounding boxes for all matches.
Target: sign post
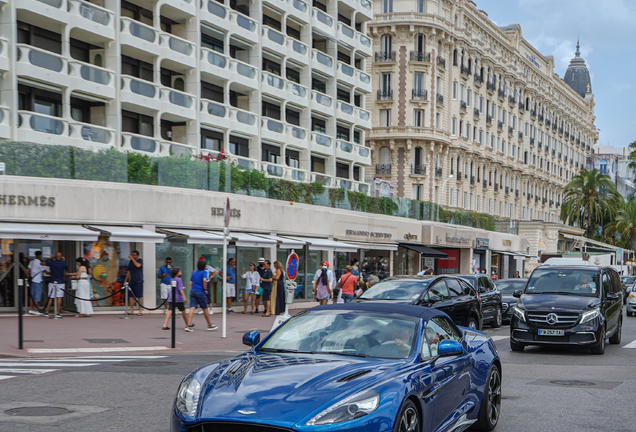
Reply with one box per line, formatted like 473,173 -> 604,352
271,250 -> 299,331
222,198 -> 230,339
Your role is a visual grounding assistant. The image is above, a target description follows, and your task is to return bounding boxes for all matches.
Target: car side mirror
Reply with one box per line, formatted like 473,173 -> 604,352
428,294 -> 442,304
438,340 -> 463,357
242,330 -> 260,347
513,289 -> 522,298
606,292 -> 619,300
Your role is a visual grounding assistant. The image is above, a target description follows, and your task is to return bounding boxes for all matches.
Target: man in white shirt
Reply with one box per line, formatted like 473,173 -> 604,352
417,266 -> 429,276
27,251 -> 46,315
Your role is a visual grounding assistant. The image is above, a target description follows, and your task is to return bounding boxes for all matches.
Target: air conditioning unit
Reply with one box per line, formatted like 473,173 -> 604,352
89,49 -> 105,67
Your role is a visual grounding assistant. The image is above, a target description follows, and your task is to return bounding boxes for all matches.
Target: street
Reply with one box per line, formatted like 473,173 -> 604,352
0,313 -> 635,432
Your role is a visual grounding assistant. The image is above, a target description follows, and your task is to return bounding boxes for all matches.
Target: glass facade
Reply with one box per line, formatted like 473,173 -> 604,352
83,237 -> 132,307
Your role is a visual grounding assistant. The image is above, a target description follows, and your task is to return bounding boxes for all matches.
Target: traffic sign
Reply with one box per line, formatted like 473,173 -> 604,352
286,252 -> 299,281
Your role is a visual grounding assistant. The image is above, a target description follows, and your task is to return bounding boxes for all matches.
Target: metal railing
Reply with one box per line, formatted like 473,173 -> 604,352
412,164 -> 426,175
376,164 -> 391,175
412,89 -> 428,100
377,89 -> 393,100
410,51 -> 430,62
374,51 -> 395,62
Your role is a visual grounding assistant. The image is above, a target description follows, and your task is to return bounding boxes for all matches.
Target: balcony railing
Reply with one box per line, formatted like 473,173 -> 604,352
377,89 -> 393,100
474,74 -> 483,85
505,186 -> 509,195
460,101 -> 467,112
473,108 -> 480,119
508,126 -> 513,136
374,51 -> 395,62
530,137 -> 535,146
518,131 -> 523,140
486,81 -> 495,92
412,89 -> 428,100
518,102 -> 525,112
497,89 -> 505,99
470,176 -> 475,185
552,149 -> 556,157
456,171 -> 462,181
435,168 -> 443,178
482,180 -> 487,189
508,96 -> 516,105
410,51 -> 430,62
436,93 -> 443,105
486,115 -> 492,125
437,56 -> 446,69
546,119 -> 551,127
530,110 -> 537,119
515,190 -> 519,198
461,65 -> 471,76
412,164 -> 426,175
497,121 -> 503,131
376,164 -> 391,175
538,114 -> 544,122
494,183 -> 499,192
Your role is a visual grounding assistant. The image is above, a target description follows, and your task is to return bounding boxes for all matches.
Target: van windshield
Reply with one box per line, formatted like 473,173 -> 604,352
526,269 -> 600,297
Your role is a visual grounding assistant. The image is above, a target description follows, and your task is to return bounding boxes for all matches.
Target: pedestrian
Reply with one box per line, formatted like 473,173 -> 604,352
417,266 -> 429,276
312,261 -> 334,306
224,258 -> 236,313
69,258 -> 93,317
514,271 -> 521,278
240,262 -> 259,314
273,260 -> 285,315
157,257 -> 172,313
196,257 -> 219,315
355,279 -> 367,297
255,257 -> 266,313
27,251 -> 46,315
125,250 -> 144,315
338,265 -> 357,303
424,268 -> 434,275
260,260 -> 274,317
162,267 -> 189,330
491,270 -> 498,281
185,260 -> 217,331
351,259 -> 360,277
367,274 -> 380,288
44,251 -> 68,318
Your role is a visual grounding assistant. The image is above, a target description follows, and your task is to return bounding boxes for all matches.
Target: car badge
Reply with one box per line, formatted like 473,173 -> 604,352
546,313 -> 558,325
238,410 -> 257,415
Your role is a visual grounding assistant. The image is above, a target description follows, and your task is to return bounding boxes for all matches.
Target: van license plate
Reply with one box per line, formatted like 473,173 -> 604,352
538,329 -> 565,336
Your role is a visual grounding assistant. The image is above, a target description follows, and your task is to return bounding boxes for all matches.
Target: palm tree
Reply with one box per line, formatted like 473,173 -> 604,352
607,198 -> 636,252
560,168 -> 621,238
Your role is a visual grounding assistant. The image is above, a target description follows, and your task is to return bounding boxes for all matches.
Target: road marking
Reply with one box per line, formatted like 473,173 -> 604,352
27,346 -> 169,354
0,363 -> 99,367
623,340 -> 636,349
0,369 -> 59,374
0,376 -> 13,381
490,336 -> 510,341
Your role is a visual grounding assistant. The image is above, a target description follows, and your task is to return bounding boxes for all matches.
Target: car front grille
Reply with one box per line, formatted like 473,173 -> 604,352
527,311 -> 580,328
186,423 -> 292,432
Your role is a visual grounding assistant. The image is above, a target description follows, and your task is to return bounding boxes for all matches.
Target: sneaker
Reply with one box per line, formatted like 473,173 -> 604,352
227,308 -> 235,313
185,327 -> 194,332
208,308 -> 214,315
207,324 -> 218,331
33,311 -> 42,316
28,310 -> 36,315
188,324 -> 195,328
197,310 -> 204,315
55,314 -> 62,319
44,313 -> 49,317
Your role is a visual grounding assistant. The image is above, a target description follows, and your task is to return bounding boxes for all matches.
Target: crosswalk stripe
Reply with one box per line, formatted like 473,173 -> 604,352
0,376 -> 14,380
0,362 -> 99,367
27,346 -> 169,354
490,335 -> 510,341
623,340 -> 636,349
0,369 -> 59,374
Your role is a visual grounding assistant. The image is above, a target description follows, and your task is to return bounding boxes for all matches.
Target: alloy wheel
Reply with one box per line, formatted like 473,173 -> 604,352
496,308 -> 502,326
398,406 -> 419,432
468,319 -> 478,329
487,368 -> 501,427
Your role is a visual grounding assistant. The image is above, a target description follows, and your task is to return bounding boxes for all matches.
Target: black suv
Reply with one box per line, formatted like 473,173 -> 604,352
355,275 -> 483,330
458,274 -> 503,328
509,265 -> 623,354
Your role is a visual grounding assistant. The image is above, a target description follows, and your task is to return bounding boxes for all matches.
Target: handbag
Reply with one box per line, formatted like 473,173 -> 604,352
70,280 -> 78,290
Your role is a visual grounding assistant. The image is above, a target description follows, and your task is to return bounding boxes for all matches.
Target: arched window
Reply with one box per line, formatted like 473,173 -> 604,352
414,33 -> 425,53
413,146 -> 424,166
379,146 -> 391,165
467,58 -> 472,71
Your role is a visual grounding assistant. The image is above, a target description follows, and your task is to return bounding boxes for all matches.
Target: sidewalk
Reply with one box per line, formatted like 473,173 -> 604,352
0,303 -> 313,358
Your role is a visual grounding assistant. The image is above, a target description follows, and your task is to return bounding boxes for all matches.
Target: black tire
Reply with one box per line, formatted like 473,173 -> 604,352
510,340 -> 525,352
609,318 -> 622,345
591,327 -> 606,355
394,399 -> 420,432
490,306 -> 502,328
467,317 -> 479,330
470,365 -> 501,431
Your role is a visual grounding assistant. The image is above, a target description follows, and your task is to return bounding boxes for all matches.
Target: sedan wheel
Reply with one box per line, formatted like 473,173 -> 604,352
490,306 -> 502,328
471,366 -> 501,431
467,317 -> 478,330
395,401 -> 419,432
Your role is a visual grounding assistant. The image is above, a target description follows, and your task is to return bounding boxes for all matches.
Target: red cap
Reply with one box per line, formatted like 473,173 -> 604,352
322,261 -> 329,268
199,256 -> 206,261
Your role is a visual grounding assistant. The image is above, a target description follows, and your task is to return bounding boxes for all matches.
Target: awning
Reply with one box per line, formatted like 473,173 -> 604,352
491,250 -> 533,258
0,223 -> 99,241
562,234 -> 619,251
282,236 -> 359,252
398,243 -> 448,258
88,225 -> 165,243
220,232 -> 278,248
338,240 -> 398,251
158,228 -> 224,245
251,234 -> 306,249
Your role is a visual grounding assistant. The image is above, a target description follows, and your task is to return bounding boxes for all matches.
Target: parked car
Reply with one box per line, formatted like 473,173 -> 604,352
458,274 -> 503,328
621,276 -> 634,304
495,279 -> 528,323
293,273 -> 314,299
626,285 -> 636,316
355,275 -> 483,330
171,303 -> 502,432
509,265 -> 623,354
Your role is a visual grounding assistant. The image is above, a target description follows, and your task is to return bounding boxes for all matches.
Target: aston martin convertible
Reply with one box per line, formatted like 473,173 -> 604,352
171,303 -> 502,432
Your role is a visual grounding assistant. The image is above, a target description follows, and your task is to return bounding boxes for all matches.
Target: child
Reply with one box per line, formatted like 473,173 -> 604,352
162,267 -> 189,330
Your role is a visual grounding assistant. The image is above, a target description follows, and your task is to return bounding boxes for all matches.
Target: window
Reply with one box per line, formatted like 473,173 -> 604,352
122,110 -> 153,136
427,281 -> 450,300
380,109 -> 391,127
382,0 -> 393,13
381,34 -> 392,53
414,33 -> 425,52
414,72 -> 425,91
262,143 -> 281,164
436,113 -> 440,129
449,189 -> 454,205
415,0 -> 426,13
451,117 -> 456,135
466,123 -> 471,140
336,162 -> 349,179
414,109 -> 424,127
467,90 -> 471,107
230,135 -> 249,157
446,279 -> 463,297
452,82 -> 457,99
479,97 -> 483,113
425,317 -> 462,357
381,73 -> 392,92
413,184 -> 423,200
312,117 -> 326,133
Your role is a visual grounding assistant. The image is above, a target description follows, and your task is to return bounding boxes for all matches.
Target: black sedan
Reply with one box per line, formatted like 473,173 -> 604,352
458,274 -> 503,328
495,279 -> 528,323
355,275 -> 483,330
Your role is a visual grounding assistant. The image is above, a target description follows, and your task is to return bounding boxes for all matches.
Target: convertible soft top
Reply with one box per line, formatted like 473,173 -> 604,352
310,302 -> 447,321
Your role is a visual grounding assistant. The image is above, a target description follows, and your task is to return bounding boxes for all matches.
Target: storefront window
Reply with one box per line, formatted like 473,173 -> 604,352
156,238 -> 194,305
197,244 -> 228,305
238,247 -> 263,301
360,250 -> 390,280
83,237 -> 132,307
395,247 -> 418,275
491,253 -> 500,278
436,249 -> 460,274
0,239 -> 15,308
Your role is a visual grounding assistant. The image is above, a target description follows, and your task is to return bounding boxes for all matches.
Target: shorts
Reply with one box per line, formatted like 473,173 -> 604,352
30,281 -> 43,302
262,288 -> 272,302
190,290 -> 208,309
48,283 -> 65,298
160,283 -> 171,300
129,281 -> 143,298
245,286 -> 256,294
168,301 -> 185,312
226,283 -> 236,297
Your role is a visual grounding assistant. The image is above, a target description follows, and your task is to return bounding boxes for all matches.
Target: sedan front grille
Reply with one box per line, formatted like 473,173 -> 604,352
527,311 -> 579,328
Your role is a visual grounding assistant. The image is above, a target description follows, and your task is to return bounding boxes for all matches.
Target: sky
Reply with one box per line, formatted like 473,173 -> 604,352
475,0 -> 636,149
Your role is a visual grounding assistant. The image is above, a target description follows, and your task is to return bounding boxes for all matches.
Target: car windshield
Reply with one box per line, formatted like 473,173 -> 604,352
358,279 -> 431,300
526,269 -> 600,297
261,310 -> 419,359
621,276 -> 634,284
496,280 -> 527,293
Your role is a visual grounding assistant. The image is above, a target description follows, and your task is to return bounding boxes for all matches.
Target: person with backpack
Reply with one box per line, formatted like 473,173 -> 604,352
338,265 -> 357,303
312,261 -> 334,306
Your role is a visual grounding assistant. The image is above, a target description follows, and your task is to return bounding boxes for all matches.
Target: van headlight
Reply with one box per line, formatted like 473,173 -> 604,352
306,391 -> 379,425
176,378 -> 201,416
512,305 -> 526,322
580,308 -> 601,324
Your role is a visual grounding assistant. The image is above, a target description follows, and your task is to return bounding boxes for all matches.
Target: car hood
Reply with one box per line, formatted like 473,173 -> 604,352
501,294 -> 517,304
520,293 -> 600,312
198,352 -> 397,427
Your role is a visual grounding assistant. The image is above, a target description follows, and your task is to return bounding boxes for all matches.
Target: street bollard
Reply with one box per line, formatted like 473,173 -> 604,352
120,282 -> 132,319
171,279 -> 176,349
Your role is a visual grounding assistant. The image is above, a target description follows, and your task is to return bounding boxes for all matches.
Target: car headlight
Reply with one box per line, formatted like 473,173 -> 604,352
176,378 -> 201,416
629,294 -> 636,304
512,305 -> 526,322
580,308 -> 601,324
306,391 -> 379,426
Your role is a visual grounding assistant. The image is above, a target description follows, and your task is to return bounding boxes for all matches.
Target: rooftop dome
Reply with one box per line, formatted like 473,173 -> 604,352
563,39 -> 592,98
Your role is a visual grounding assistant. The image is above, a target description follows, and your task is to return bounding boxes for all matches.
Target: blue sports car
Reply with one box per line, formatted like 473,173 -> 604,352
171,303 -> 502,432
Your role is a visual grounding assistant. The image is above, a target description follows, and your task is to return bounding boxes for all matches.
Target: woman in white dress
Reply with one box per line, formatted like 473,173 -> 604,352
71,257 -> 94,317
240,262 -> 260,315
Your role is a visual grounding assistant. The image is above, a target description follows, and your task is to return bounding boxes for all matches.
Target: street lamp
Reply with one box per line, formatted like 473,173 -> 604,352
437,174 -> 453,222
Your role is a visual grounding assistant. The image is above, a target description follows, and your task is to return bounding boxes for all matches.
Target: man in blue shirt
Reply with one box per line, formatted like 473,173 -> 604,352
225,258 -> 236,313
157,257 -> 172,313
125,250 -> 144,315
44,251 -> 69,318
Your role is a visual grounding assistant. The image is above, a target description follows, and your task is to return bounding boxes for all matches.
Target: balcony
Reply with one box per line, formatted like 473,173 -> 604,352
473,108 -> 480,119
508,96 -> 516,106
69,122 -> 116,149
229,59 -> 258,91
121,76 -> 160,112
159,32 -> 196,69
549,200 -> 554,207
482,180 -> 487,189
460,65 -> 471,77
518,102 -> 525,112
229,11 -> 258,44
16,44 -> 69,87
527,194 -> 531,202
505,186 -> 509,195
546,119 -> 551,127
200,48 -> 230,81
518,131 -> 523,140
17,0 -> 68,24
358,109 -> 372,129
336,61 -> 357,87
435,168 -> 443,178
261,118 -> 286,143
311,91 -> 334,117
287,124 -> 309,148
68,61 -> 116,99
377,89 -> 393,101
497,121 -> 503,132
68,0 -> 116,40
515,190 -> 519,198
455,172 -> 462,181
412,164 -> 426,175
530,137 -> 535,146
311,132 -> 333,155
262,162 -> 285,178
437,56 -> 446,70
121,132 -> 162,155
286,81 -> 310,108
358,70 -> 372,93
262,71 -> 285,98
552,149 -> 556,157
200,0 -> 229,28
494,183 -> 499,192
497,89 -> 505,100
470,176 -> 475,186
376,164 -> 391,175
410,51 -> 431,62
558,152 -> 562,159
436,93 -> 443,106
0,38 -> 7,72
312,49 -> 334,76
508,126 -> 513,136
17,111 -> 67,144
312,7 -> 336,38
356,145 -> 371,165
286,0 -> 310,23
337,22 -> 356,49
374,51 -> 396,62
474,74 -> 483,86
558,127 -> 563,135
538,114 -> 544,123
285,167 -> 311,183
262,26 -> 286,54
486,81 -> 495,93
159,87 -> 196,120
312,173 -> 333,187
0,106 -> 9,139
286,38 -> 309,66
412,89 -> 428,101
530,110 -> 537,119
120,18 -> 160,57
358,0 -> 373,19
460,101 -> 467,113
337,101 -> 356,124
357,32 -> 373,57
336,140 -> 355,160
486,115 -> 492,126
